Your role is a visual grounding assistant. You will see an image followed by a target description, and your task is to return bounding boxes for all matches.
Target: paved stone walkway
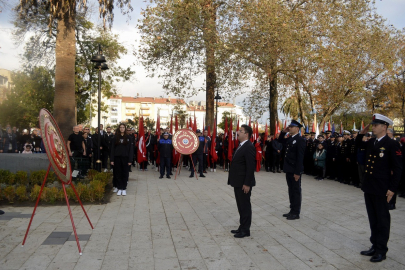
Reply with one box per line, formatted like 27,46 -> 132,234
1,167 -> 404,270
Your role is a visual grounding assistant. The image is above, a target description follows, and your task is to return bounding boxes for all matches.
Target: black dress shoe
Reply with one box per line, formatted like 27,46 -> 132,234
231,229 -> 240,234
360,247 -> 375,256
234,231 -> 250,238
287,214 -> 300,220
0,210 -> 4,215
170,172 -> 173,175
166,176 -> 171,179
282,213 -> 291,217
370,254 -> 386,262
189,175 -> 194,178
199,174 -> 206,178
159,176 -> 163,179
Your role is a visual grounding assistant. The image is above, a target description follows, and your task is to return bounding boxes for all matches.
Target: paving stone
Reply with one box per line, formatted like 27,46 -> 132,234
48,231 -> 72,238
0,169 -> 403,269
67,234 -> 91,241
42,238 -> 67,245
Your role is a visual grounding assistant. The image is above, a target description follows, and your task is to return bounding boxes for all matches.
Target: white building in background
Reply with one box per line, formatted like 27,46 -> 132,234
89,94 -> 249,131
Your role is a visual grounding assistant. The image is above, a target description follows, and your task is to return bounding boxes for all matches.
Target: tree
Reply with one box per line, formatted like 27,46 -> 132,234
0,67 -> 54,129
218,111 -> 237,131
138,0 -> 246,131
13,7 -> 134,125
16,0 -> 132,139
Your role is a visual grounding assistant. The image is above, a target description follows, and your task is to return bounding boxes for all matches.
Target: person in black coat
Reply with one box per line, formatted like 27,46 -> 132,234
357,114 -> 402,263
278,120 -> 306,220
228,124 -> 256,238
271,133 -> 283,173
110,124 -> 134,196
158,132 -> 173,179
264,135 -> 273,172
103,126 -> 114,171
190,129 -> 205,178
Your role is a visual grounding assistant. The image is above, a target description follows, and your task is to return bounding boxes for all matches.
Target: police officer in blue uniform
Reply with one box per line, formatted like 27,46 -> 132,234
278,120 -> 306,220
357,114 -> 402,263
190,129 -> 205,178
158,132 -> 173,179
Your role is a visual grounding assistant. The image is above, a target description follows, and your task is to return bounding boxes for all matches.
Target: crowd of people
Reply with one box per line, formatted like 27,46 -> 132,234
0,124 -> 44,153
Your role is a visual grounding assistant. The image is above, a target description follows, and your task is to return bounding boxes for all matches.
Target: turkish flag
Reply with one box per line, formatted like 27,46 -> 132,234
137,117 -> 147,163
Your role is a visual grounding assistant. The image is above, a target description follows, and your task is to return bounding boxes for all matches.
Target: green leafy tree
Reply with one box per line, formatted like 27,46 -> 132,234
138,0 -> 247,131
0,67 -> 54,128
218,111 -> 237,131
13,8 -> 134,125
16,0 -> 132,139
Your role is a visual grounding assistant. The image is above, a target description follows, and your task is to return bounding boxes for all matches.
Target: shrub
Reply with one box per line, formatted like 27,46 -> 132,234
46,187 -> 59,204
93,172 -> 111,187
16,185 -> 28,201
40,187 -> 49,202
15,171 -> 29,185
30,170 -> 56,186
0,170 -> 15,185
90,180 -> 105,201
0,169 -> 10,184
3,186 -> 16,203
58,188 -> 66,202
87,169 -> 98,181
30,185 -> 41,201
65,186 -> 77,202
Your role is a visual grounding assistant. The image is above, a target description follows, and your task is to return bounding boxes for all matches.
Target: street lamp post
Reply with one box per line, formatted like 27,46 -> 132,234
214,90 -> 222,134
91,44 -> 108,172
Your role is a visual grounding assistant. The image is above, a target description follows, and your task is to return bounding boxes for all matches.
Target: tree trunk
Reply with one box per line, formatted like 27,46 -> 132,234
269,71 -> 278,135
54,15 -> 77,139
203,0 -> 217,131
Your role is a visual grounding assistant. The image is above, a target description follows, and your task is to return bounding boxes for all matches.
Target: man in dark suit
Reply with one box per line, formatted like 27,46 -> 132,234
228,125 -> 256,238
356,114 -> 402,263
278,120 -> 306,220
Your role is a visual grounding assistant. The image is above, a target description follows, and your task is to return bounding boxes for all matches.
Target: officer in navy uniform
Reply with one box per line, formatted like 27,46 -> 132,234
341,130 -> 352,184
326,134 -> 337,179
158,132 -> 173,179
278,120 -> 306,220
304,131 -> 313,174
190,129 -> 206,178
356,114 -> 402,263
350,129 -> 360,187
335,134 -> 345,182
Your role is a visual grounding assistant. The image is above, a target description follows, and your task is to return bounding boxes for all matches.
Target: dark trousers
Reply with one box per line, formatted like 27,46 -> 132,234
286,172 -> 302,215
190,154 -> 203,176
148,148 -> 155,165
364,192 -> 390,255
93,150 -> 102,171
140,161 -> 148,170
160,157 -> 171,177
234,186 -> 252,232
114,156 -> 129,190
203,153 -> 208,170
325,158 -> 334,178
112,165 -> 117,188
336,158 -> 345,182
102,150 -> 110,169
272,153 -> 280,171
265,155 -> 272,171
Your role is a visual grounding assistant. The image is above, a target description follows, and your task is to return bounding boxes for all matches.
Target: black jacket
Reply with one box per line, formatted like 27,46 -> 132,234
103,132 -> 114,152
227,140 -> 256,187
356,134 -> 402,196
158,137 -> 173,158
278,132 -> 306,175
110,135 -> 134,162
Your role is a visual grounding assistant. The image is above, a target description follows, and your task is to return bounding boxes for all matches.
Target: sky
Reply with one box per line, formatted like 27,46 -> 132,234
1,0 -> 405,123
